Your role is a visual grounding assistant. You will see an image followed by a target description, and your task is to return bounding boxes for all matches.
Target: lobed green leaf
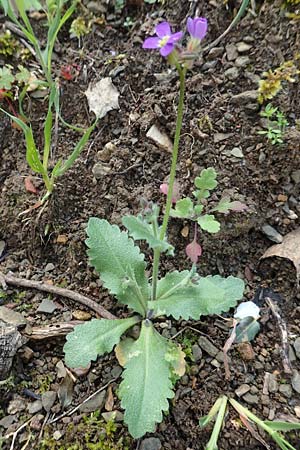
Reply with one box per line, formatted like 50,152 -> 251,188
170,198 -> 194,219
197,214 -> 220,233
86,218 -> 149,316
64,317 -> 139,368
148,272 -> 245,320
119,320 -> 174,438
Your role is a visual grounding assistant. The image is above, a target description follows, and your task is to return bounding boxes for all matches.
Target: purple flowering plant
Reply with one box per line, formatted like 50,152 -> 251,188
64,16 -> 246,440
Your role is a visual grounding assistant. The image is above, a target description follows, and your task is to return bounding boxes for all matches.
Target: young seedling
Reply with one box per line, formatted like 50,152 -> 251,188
199,396 -> 300,450
63,18 -> 247,439
258,103 -> 289,145
0,0 -> 98,204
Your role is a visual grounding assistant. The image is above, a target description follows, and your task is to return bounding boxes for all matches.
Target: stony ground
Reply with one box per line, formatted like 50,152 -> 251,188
0,0 -> 300,449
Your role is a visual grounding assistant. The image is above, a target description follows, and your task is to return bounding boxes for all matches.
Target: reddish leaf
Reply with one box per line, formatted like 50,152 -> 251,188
60,65 -> 74,81
229,201 -> 248,212
186,239 -> 202,264
24,176 -> 38,195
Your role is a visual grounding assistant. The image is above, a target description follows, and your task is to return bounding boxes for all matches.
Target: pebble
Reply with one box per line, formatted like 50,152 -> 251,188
72,310 -> 91,321
231,90 -> 258,105
213,132 -> 233,144
198,336 -> 219,357
97,142 -> 117,162
279,384 -> 292,398
225,67 -> 239,81
291,370 -> 300,394
146,124 -> 172,153
294,406 -> 300,418
230,147 -> 244,158
226,43 -> 238,61
27,400 -> 43,414
53,430 -> 63,440
243,393 -> 259,405
236,42 -> 252,53
208,47 -> 224,59
237,342 -> 255,361
235,384 -> 250,397
268,374 -> 278,393
0,240 -> 6,260
41,391 -> 56,412
140,437 -> 162,450
291,170 -> 300,184
79,390 -> 106,413
92,162 -> 111,179
192,344 -> 202,362
0,415 -> 16,428
37,299 -> 57,314
261,225 -> 283,243
293,337 -> 300,359
0,306 -> 27,327
289,345 -> 297,362
235,56 -> 250,68
44,263 -> 55,272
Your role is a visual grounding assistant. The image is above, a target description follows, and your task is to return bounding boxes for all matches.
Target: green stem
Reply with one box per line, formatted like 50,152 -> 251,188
151,66 -> 187,302
206,396 -> 228,450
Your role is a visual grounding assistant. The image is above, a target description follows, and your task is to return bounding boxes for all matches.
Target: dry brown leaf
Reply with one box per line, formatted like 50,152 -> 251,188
58,369 -> 75,409
261,228 -> 300,279
24,176 -> 38,195
105,385 -> 114,412
85,77 -> 119,119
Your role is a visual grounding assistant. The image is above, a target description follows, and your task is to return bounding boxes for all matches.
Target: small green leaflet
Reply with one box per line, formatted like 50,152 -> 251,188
195,168 -> 217,190
122,215 -> 174,254
119,321 -> 174,438
234,317 -> 260,343
64,317 -> 139,368
86,218 -> 149,316
212,197 -> 248,214
263,421 -> 300,432
148,272 -> 245,320
170,198 -> 194,219
197,214 -> 220,233
0,66 -> 14,89
15,65 -> 31,84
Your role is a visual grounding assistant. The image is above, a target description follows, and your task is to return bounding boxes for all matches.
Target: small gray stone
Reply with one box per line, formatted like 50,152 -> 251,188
92,162 -> 111,179
235,384 -> 250,397
140,437 -> 162,450
102,410 -> 123,423
110,365 -> 122,378
53,430 -> 63,440
231,90 -> 258,105
293,337 -> 300,359
225,67 -> 239,81
192,344 -> 202,362
0,306 -> 27,327
86,1 -> 106,13
279,384 -> 292,398
207,47 -> 224,59
236,42 -> 252,53
213,132 -> 233,144
289,345 -> 297,362
37,299 -> 57,314
97,142 -> 117,162
235,56 -> 250,68
0,240 -> 6,259
226,43 -> 238,61
243,393 -> 259,405
292,370 -> 300,394
44,263 -> 55,272
42,391 -> 56,412
268,374 -> 278,393
291,170 -> 300,184
27,400 -> 43,414
261,225 -> 283,243
0,415 -> 16,428
198,336 -> 219,357
80,390 -> 106,413
230,147 -> 244,158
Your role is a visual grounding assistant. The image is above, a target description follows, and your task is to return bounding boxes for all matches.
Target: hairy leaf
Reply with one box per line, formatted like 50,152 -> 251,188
197,214 -> 220,233
148,272 -> 245,320
212,197 -> 248,214
263,421 -> 300,432
119,320 -> 174,438
86,218 -> 149,316
0,66 -> 14,89
170,198 -> 194,219
64,317 -> 139,368
122,215 -> 174,254
165,342 -> 186,377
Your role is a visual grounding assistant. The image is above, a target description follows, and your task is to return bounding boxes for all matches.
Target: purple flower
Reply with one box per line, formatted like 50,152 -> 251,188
143,21 -> 183,57
187,17 -> 207,40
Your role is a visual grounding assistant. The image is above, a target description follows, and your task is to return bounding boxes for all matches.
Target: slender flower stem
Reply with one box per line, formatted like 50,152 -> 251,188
151,66 -> 187,302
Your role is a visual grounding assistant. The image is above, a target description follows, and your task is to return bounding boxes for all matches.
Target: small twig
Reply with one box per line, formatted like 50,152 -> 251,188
49,377 -> 117,424
223,319 -> 237,381
239,415 -> 270,450
5,417 -> 33,450
266,296 -> 293,375
0,271 -> 116,319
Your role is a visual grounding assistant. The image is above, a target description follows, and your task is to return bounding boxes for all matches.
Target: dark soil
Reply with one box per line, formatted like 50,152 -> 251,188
1,0 -> 300,449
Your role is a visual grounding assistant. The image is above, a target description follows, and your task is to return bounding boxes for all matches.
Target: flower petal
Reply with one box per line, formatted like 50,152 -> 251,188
195,18 -> 207,40
155,21 -> 171,38
168,31 -> 183,44
187,17 -> 194,36
143,36 -> 160,49
160,43 -> 174,57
